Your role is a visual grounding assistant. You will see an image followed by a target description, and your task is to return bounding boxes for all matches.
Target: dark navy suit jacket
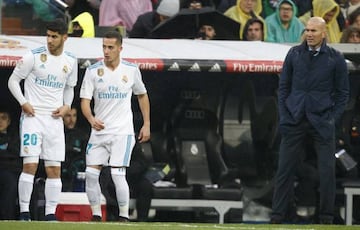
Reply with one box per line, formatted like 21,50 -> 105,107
278,40 -> 350,139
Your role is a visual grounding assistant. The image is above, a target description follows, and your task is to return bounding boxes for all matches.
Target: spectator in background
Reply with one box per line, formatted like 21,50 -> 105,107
341,0 -> 360,24
265,0 -> 304,43
299,0 -> 342,43
217,0 -> 235,13
243,17 -> 265,40
261,0 -> 280,18
62,107 -> 88,192
68,12 -> 95,37
25,0 -> 57,21
181,1 -> 217,40
195,24 -> 217,39
224,0 -> 265,40
99,0 -> 153,33
348,7 -> 360,28
0,107 -> 22,220
340,24 -> 360,43
25,0 -> 60,34
292,0 -> 312,17
129,0 -> 180,38
182,0 -> 214,9
65,0 -> 100,25
218,0 -> 313,18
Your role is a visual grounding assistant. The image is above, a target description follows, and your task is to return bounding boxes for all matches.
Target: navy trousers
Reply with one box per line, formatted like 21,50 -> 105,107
271,119 -> 336,222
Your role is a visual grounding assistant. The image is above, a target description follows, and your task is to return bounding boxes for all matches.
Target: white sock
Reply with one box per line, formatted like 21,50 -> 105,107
86,167 -> 102,217
18,173 -> 34,213
111,168 -> 129,218
45,178 -> 62,215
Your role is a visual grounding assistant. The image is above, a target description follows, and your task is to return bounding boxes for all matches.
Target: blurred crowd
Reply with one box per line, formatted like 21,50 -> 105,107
1,0 -> 360,43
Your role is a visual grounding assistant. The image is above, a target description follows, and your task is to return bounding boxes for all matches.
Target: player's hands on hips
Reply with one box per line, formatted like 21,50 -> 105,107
52,105 -> 70,118
138,125 -> 150,143
22,102 -> 35,116
90,117 -> 105,131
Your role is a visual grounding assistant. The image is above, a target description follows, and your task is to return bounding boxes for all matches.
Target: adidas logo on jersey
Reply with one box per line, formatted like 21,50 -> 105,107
39,64 -> 45,69
97,78 -> 104,83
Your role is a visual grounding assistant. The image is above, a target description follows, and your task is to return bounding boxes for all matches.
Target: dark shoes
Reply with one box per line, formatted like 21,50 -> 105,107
91,215 -> 102,222
19,212 -> 31,221
319,214 -> 333,225
270,218 -> 282,224
91,215 -> 129,222
118,216 -> 129,222
270,214 -> 283,224
45,214 -> 57,221
20,212 -> 57,221
319,219 -> 333,225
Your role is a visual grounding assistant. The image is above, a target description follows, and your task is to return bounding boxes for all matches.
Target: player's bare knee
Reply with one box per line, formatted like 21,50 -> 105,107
22,156 -> 39,175
45,160 -> 61,178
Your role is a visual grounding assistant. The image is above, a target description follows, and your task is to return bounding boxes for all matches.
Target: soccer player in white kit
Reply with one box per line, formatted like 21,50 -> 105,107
7,19 -> 78,221
80,30 -> 150,221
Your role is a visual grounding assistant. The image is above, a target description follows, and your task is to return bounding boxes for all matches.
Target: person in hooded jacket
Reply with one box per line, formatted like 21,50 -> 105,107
129,0 -> 180,38
68,12 -> 95,38
265,0 -> 304,43
224,0 -> 266,40
98,0 -> 153,33
299,0 -> 342,43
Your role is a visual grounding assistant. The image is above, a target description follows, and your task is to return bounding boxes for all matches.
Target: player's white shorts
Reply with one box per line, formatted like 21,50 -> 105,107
20,113 -> 65,161
86,134 -> 135,167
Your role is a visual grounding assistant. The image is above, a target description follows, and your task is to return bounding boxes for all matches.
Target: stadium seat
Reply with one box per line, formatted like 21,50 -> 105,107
170,106 -> 243,201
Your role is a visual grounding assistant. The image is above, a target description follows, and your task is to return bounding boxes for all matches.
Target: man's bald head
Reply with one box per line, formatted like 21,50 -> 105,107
307,17 -> 326,32
305,16 -> 327,49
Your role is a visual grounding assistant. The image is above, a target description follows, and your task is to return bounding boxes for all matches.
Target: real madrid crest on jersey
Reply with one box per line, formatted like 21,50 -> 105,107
122,75 -> 128,83
40,53 -> 47,62
63,65 -> 68,73
98,68 -> 104,77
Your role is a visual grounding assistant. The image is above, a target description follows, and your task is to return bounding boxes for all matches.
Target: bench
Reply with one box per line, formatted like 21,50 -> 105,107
143,198 -> 242,224
343,180 -> 360,226
58,192 -> 243,223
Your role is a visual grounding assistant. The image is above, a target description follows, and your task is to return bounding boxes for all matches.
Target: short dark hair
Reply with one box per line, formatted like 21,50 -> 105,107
0,106 -> 11,119
348,7 -> 360,26
104,30 -> 123,45
46,18 -> 68,35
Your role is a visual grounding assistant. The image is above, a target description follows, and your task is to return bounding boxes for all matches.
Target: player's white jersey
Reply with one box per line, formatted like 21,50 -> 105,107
12,46 -> 78,115
80,59 -> 147,135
